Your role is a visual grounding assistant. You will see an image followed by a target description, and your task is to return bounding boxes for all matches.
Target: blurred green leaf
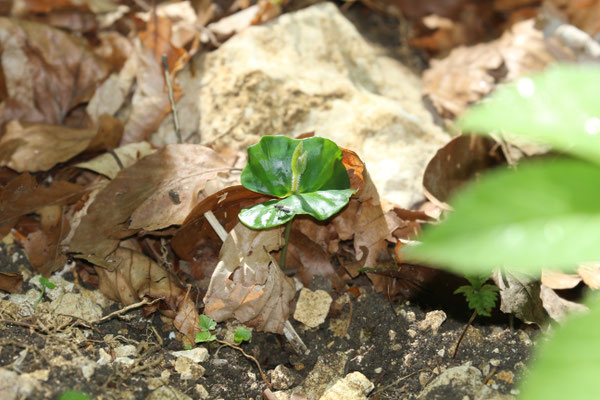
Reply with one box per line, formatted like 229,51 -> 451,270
234,327 -> 251,344
198,314 -> 216,331
405,158 -> 600,274
458,64 -> 600,165
59,390 -> 91,400
519,295 -> 600,400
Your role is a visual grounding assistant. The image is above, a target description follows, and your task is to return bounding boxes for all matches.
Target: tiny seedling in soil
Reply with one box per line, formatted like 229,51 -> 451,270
238,135 -> 355,269
452,275 -> 499,358
34,276 -> 56,309
58,390 -> 91,400
195,314 -> 252,345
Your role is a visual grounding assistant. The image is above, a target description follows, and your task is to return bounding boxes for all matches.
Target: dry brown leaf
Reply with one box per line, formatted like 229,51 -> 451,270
423,19 -> 555,117
540,284 -> 588,323
75,142 -> 156,179
68,144 -> 230,260
0,17 -> 110,126
0,115 -> 123,172
541,270 -> 582,290
21,205 -> 70,276
423,135 -> 505,207
0,173 -> 85,237
577,262 -> 600,289
548,0 -> 600,36
0,272 -> 23,294
95,246 -> 199,340
203,222 -> 295,334
493,270 -> 547,326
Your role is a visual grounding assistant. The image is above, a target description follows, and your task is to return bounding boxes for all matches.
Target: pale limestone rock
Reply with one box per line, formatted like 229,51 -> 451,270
171,347 -> 209,363
319,371 -> 374,400
417,310 -> 447,334
49,292 -> 103,322
293,288 -> 332,328
153,2 -> 449,207
146,386 -> 192,400
174,356 -> 206,380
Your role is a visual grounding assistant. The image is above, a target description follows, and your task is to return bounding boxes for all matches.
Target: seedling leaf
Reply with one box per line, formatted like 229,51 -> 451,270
234,327 -> 252,344
199,314 -> 217,331
195,331 -> 216,343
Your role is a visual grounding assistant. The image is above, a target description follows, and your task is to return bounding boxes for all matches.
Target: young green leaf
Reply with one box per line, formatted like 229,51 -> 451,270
234,327 -> 252,344
59,390 -> 91,400
454,277 -> 499,317
40,276 -> 56,290
198,314 -> 217,331
458,64 -> 600,165
239,136 -> 355,229
195,331 -> 216,343
519,295 -> 600,400
405,158 -> 600,275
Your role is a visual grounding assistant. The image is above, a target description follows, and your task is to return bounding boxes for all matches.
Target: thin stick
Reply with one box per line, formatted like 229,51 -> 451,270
162,54 -> 182,144
452,309 -> 478,359
204,210 -> 228,242
215,338 -> 272,388
90,298 -> 160,324
279,220 -> 292,270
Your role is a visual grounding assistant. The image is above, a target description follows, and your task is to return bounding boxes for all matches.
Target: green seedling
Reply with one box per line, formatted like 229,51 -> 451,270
405,64 -> 600,400
34,276 -> 56,309
452,275 -> 499,358
195,314 -> 251,345
58,390 -> 91,400
239,135 -> 355,269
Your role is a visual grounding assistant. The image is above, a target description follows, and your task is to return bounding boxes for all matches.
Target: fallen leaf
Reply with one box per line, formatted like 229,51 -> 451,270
0,272 -> 23,293
0,174 -> 85,237
75,141 -> 156,179
541,270 -> 582,290
95,246 -> 199,340
493,270 -> 547,326
423,135 -> 505,207
577,262 -> 600,289
203,222 -> 295,334
540,284 -> 588,323
69,144 -> 230,260
0,17 -> 110,126
0,117 -> 122,172
548,0 -> 600,36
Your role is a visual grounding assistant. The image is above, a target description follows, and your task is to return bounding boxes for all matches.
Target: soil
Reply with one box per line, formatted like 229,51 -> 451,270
0,241 -> 534,400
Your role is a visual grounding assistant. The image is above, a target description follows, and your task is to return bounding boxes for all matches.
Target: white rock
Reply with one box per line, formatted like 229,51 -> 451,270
174,356 -> 206,380
113,344 -> 137,358
319,371 -> 374,400
417,310 -> 447,334
171,347 -> 209,363
195,384 -> 209,399
293,288 -> 333,328
50,292 -> 103,322
152,2 -> 448,207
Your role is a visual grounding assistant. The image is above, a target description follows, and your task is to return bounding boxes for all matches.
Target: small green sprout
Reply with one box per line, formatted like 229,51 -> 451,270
454,275 -> 499,317
234,327 -> 252,344
195,314 -> 217,343
34,276 -> 56,309
58,390 -> 91,400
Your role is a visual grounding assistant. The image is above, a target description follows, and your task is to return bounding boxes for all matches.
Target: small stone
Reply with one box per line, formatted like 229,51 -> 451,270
437,348 -> 445,357
519,331 -> 532,346
492,348 -> 500,353
407,329 -> 417,338
405,311 -> 416,323
374,367 -> 382,374
50,292 -> 103,322
171,347 -> 209,363
388,330 -> 396,341
419,371 -> 432,387
391,344 -> 402,351
175,357 -> 206,380
319,371 -> 374,400
114,357 -> 135,366
268,364 -> 295,390
489,359 -> 501,367
293,288 -> 333,328
114,345 -> 137,358
147,377 -> 166,390
146,386 -> 192,400
417,310 -> 447,334
403,353 -> 414,367
195,384 -> 209,399
495,370 -> 514,384
97,348 -> 112,365
21,369 -> 49,381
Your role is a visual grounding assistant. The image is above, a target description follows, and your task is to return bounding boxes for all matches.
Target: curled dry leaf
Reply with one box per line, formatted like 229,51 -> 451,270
69,144 -> 230,261
203,222 -> 295,334
0,17 -> 110,126
540,284 -> 588,323
423,135 -> 505,207
96,246 -> 199,340
0,173 -> 85,238
423,19 -> 555,117
493,270 -> 547,326
0,115 -> 123,172
577,262 -> 600,290
541,270 -> 582,290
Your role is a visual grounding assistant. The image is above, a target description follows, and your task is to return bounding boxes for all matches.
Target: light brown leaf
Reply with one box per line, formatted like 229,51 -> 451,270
0,272 -> 23,294
0,17 -> 110,126
95,246 -> 199,340
540,284 -> 588,323
578,262 -> 600,290
541,270 -> 582,290
203,222 -> 295,334
68,144 -> 230,260
494,270 -> 547,326
75,142 -> 156,179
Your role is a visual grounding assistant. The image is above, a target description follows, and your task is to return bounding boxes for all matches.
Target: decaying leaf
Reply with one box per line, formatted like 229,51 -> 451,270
493,270 -> 547,326
69,144 -> 230,260
75,141 -> 156,179
423,135 -> 505,207
541,270 -> 582,290
423,19 -> 555,117
540,284 -> 588,323
577,262 -> 600,289
0,116 -> 123,172
0,272 -> 23,294
0,17 -> 110,126
95,246 -> 199,340
203,222 -> 295,334
0,173 -> 85,237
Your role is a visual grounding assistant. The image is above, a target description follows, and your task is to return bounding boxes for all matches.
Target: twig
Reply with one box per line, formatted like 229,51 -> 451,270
279,220 -> 292,270
162,54 -> 182,144
90,298 -> 161,324
215,338 -> 272,388
204,210 -> 228,242
452,309 -> 478,359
